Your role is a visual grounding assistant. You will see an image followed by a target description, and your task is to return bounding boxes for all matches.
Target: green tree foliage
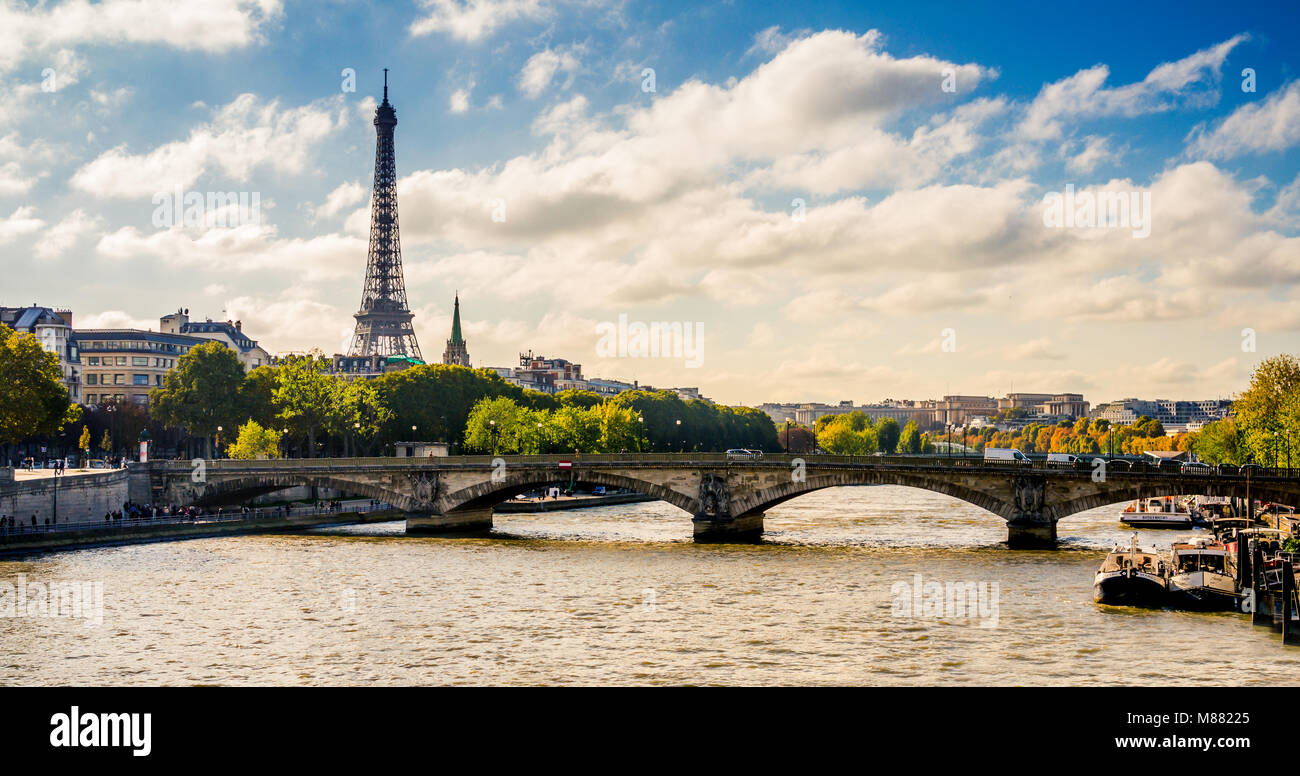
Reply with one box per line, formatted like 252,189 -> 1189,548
77,425 -> 91,455
372,364 -> 550,450
330,378 -> 392,457
815,413 -> 878,454
465,395 -> 532,454
554,389 -> 603,409
548,405 -> 601,452
595,402 -> 641,452
150,340 -> 245,457
240,365 -> 280,429
899,420 -> 923,454
273,352 -> 334,458
1233,354 -> 1300,464
226,420 -> 281,460
0,326 -> 80,445
876,417 -> 901,453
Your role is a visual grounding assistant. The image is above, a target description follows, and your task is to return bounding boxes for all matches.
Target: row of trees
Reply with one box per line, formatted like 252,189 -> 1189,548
11,321 -> 1298,466
145,343 -> 780,458
808,412 -> 937,455
458,392 -> 779,454
1192,354 -> 1300,466
0,326 -> 80,463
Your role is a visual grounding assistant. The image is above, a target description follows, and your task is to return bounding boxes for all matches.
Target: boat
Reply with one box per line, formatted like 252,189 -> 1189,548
1167,536 -> 1242,611
1190,495 -> 1236,525
1120,496 -> 1193,529
1094,534 -> 1169,606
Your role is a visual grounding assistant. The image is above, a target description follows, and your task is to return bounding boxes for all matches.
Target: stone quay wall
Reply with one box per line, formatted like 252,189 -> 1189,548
0,470 -> 130,526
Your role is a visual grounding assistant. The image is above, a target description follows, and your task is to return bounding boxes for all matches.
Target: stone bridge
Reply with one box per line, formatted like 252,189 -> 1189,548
138,454 -> 1300,547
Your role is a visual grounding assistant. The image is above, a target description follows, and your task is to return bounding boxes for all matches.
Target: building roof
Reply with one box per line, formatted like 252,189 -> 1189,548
1,305 -> 69,331
1143,450 -> 1188,461
74,329 -> 208,347
179,320 -> 261,352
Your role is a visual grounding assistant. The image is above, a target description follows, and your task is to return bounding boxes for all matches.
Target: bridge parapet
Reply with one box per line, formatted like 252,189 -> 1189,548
153,455 -> 1300,548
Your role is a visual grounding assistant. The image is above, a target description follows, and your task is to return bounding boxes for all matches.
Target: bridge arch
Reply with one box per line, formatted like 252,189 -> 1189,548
440,469 -> 695,515
1045,478 -> 1300,521
731,470 -> 1015,521
182,474 -> 412,510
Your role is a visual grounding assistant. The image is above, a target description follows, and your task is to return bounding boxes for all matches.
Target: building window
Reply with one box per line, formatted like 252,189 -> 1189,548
132,357 -> 148,366
133,374 -> 148,385
116,356 -> 126,366
86,394 -> 96,404
114,374 -> 125,385
87,356 -> 99,365
86,374 -> 97,385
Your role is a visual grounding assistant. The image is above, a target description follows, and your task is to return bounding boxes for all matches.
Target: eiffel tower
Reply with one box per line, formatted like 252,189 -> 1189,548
348,69 -> 422,360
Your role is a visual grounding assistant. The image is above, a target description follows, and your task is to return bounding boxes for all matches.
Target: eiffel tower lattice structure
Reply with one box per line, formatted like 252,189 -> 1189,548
348,69 -> 422,360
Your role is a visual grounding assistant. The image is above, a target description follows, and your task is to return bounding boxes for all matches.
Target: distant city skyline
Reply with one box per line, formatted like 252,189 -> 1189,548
1,1 -> 1298,405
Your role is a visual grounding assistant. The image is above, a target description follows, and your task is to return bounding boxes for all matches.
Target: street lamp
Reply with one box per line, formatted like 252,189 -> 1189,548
489,419 -> 498,455
216,425 -> 223,459
675,419 -> 682,453
536,422 -> 543,455
638,416 -> 645,454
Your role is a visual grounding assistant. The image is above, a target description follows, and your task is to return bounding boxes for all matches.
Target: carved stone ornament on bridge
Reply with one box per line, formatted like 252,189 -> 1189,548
1012,475 -> 1046,516
408,471 -> 439,505
696,473 -> 732,521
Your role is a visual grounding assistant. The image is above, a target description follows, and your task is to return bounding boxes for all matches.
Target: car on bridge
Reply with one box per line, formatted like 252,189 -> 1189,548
1215,463 -> 1238,476
726,449 -> 764,461
1047,453 -> 1079,468
1181,461 -> 1213,475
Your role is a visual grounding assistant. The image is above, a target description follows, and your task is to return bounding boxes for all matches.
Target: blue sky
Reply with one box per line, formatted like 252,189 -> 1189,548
1,0 -> 1299,406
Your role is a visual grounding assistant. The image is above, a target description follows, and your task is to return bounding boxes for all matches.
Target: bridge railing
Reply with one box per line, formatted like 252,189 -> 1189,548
145,454 -> 1300,479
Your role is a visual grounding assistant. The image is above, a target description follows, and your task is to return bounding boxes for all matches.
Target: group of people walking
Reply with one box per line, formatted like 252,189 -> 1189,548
1,498 -> 388,535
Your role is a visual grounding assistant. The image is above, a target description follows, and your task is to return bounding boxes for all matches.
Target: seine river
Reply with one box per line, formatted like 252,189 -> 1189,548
3,486 -> 1296,686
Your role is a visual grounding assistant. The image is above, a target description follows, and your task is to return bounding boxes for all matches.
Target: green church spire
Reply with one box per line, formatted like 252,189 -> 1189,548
442,293 -> 471,367
450,293 -> 463,345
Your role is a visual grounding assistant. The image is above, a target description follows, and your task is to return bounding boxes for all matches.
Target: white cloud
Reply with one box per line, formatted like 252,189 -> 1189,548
0,206 -> 44,244
0,0 -> 283,73
1064,135 -> 1118,174
409,0 -> 550,42
76,310 -> 156,330
96,223 -> 365,281
449,87 -> 471,114
1186,80 -> 1300,159
222,294 -> 352,355
518,46 -> 581,98
35,208 -> 103,259
311,181 -> 367,222
69,93 -> 349,197
1017,34 -> 1246,141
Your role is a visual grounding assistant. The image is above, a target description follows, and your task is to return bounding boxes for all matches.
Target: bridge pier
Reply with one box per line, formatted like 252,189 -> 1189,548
406,508 -> 493,535
1005,517 -> 1057,549
693,512 -> 764,543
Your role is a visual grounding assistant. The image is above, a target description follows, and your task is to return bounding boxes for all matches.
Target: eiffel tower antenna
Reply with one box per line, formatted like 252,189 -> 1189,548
348,69 -> 422,360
